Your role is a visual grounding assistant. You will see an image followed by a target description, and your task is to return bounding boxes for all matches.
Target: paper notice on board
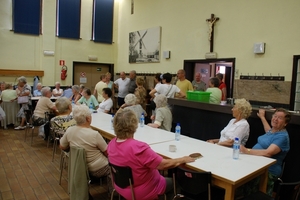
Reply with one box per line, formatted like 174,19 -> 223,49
80,77 -> 87,83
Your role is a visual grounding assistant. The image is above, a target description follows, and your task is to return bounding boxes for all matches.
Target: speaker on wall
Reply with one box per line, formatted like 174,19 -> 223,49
163,51 -> 170,59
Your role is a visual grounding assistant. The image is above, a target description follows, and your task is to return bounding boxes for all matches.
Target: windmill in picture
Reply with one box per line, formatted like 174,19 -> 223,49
129,26 -> 161,63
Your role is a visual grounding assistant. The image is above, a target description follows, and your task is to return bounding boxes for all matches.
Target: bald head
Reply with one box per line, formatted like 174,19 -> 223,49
177,69 -> 186,80
195,72 -> 202,82
120,71 -> 126,80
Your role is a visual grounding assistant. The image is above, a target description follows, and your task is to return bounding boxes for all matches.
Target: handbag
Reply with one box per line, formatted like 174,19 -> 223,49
17,96 -> 29,104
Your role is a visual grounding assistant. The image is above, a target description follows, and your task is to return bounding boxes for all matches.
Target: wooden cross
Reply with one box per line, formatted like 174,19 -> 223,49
206,14 -> 219,52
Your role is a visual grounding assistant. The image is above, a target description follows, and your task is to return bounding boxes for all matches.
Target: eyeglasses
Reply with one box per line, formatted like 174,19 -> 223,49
272,114 -> 284,120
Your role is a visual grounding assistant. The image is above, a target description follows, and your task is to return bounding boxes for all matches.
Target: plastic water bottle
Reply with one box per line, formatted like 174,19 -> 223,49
111,114 -> 114,130
175,123 -> 181,141
89,102 -> 93,113
71,100 -> 75,108
233,137 -> 240,160
140,113 -> 144,127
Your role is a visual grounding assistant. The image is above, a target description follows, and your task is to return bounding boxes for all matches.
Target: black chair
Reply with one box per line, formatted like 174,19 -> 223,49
109,163 -> 135,200
173,167 -> 225,200
242,180 -> 300,200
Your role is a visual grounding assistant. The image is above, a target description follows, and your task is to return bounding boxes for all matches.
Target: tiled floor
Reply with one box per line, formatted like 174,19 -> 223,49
0,125 -> 109,200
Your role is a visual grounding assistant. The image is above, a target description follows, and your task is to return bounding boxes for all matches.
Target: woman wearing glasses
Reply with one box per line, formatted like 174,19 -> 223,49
240,108 -> 291,196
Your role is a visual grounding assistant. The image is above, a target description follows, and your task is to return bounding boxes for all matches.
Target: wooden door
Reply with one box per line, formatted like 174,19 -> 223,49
73,63 -> 110,91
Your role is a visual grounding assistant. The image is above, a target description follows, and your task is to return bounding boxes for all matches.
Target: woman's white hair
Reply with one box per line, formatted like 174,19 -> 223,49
154,94 -> 168,108
55,97 -> 71,113
41,87 -> 51,96
124,94 -> 137,105
72,104 -> 91,125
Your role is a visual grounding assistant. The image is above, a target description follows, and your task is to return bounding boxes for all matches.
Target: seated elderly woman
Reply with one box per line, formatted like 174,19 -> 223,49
50,97 -> 75,134
206,77 -> 222,104
107,109 -> 195,200
119,94 -> 147,119
52,82 -> 63,97
147,94 -> 172,131
240,108 -> 291,196
77,88 -> 99,110
69,85 -> 81,103
97,88 -> 113,113
32,87 -> 57,140
33,83 -> 42,97
59,104 -> 112,192
207,98 -> 252,147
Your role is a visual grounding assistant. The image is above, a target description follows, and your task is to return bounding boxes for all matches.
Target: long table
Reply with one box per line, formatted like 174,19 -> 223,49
150,138 -> 276,200
90,112 -> 276,200
91,112 -> 183,145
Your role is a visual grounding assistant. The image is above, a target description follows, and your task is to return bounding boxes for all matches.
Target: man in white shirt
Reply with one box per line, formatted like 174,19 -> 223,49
114,71 -> 130,107
93,74 -> 108,103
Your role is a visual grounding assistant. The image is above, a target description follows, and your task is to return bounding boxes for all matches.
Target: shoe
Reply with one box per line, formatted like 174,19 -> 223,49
14,126 -> 26,130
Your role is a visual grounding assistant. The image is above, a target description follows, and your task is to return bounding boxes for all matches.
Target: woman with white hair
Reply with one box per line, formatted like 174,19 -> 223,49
52,82 -> 63,97
32,87 -> 57,140
50,97 -> 75,134
59,104 -> 112,192
119,93 -> 147,119
69,85 -> 81,103
147,94 -> 172,131
15,76 -> 32,130
33,83 -> 43,97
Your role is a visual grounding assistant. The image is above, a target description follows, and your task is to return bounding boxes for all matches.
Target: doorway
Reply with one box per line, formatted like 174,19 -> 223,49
73,62 -> 114,91
184,58 -> 235,98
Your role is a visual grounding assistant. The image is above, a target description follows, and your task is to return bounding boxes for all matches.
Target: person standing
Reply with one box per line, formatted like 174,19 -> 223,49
15,76 -> 32,130
134,77 -> 147,110
52,82 -> 63,97
192,72 -> 206,91
114,71 -> 130,107
216,73 -> 227,101
175,69 -> 193,97
206,77 -> 222,104
128,70 -> 137,94
94,74 -> 108,103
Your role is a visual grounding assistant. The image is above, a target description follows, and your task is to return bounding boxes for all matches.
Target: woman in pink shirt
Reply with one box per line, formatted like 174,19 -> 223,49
107,109 -> 195,200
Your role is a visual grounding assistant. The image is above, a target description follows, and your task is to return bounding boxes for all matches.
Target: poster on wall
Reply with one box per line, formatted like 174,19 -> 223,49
129,26 -> 161,63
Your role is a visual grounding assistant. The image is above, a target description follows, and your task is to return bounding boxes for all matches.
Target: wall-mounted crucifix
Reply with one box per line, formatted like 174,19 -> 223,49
206,14 -> 219,53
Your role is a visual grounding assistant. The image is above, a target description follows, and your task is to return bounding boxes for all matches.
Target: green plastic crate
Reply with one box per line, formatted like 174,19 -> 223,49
187,91 -> 211,103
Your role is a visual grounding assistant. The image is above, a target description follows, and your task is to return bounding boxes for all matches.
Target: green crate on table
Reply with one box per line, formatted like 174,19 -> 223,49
186,91 -> 211,103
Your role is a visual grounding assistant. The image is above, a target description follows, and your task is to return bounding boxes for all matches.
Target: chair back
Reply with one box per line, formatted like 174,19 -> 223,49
275,180 -> 300,200
109,162 -> 134,189
176,167 -> 212,199
24,109 -> 33,125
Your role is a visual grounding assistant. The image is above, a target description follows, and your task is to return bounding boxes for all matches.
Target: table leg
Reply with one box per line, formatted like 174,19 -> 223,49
259,168 -> 268,192
213,179 -> 235,200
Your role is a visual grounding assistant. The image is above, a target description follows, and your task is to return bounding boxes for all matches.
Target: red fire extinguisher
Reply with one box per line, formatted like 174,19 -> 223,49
61,65 -> 68,80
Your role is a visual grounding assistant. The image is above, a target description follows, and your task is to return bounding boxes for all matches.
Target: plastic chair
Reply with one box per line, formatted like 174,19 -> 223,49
173,167 -> 216,200
242,180 -> 300,200
109,163 -> 135,200
173,167 -> 212,200
59,150 -> 69,185
109,163 -> 167,200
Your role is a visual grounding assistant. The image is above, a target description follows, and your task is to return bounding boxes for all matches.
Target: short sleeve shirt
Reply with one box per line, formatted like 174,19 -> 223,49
33,97 -> 55,118
114,78 -> 130,98
78,95 -> 99,109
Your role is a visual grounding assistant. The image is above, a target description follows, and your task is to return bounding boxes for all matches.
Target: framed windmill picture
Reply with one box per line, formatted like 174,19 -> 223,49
129,26 -> 161,63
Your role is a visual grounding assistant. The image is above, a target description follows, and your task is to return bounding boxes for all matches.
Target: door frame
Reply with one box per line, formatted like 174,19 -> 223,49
72,61 -> 114,85
183,58 -> 235,98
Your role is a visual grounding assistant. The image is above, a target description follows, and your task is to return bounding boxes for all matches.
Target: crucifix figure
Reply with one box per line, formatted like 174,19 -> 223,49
206,14 -> 219,52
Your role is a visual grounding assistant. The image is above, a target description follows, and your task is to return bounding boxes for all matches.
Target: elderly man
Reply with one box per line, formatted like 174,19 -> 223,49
176,69 -> 193,96
33,83 -> 43,97
33,87 -> 57,140
94,74 -> 108,103
128,70 -> 137,94
52,82 -> 63,97
147,94 -> 172,131
192,72 -> 206,91
114,71 -> 130,107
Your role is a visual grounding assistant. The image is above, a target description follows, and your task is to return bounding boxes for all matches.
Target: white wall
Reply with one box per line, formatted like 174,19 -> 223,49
115,0 -> 300,81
